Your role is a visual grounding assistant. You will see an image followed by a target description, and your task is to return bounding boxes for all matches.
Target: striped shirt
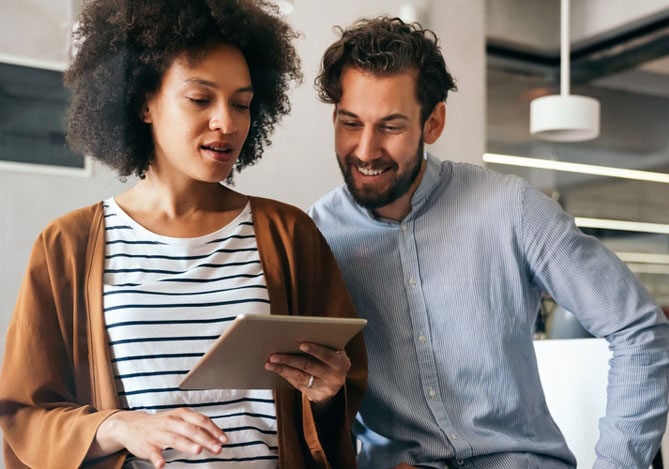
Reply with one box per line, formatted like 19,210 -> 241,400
308,153 -> 669,469
103,198 -> 278,468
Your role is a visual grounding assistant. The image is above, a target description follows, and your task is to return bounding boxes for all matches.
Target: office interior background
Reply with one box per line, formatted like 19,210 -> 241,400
0,0 -> 668,467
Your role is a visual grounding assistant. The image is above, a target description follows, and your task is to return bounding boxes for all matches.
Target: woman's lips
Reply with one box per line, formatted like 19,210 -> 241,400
201,143 -> 234,162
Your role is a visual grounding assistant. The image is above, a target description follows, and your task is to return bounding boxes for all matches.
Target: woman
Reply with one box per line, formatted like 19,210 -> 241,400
0,1 -> 366,468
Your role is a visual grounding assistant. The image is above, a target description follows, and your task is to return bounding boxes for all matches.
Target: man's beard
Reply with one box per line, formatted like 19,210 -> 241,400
338,140 -> 424,210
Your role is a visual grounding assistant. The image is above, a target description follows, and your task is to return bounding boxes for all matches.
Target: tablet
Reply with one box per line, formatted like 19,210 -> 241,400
179,314 -> 367,390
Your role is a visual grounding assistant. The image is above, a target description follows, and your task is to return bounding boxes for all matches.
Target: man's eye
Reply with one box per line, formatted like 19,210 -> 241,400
381,125 -> 402,132
342,121 -> 361,128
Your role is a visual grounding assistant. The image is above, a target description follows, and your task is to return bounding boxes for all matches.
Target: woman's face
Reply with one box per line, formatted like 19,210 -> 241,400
142,43 -> 253,184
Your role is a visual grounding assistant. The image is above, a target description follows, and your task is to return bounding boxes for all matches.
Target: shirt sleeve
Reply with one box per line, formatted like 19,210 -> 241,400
519,182 -> 669,468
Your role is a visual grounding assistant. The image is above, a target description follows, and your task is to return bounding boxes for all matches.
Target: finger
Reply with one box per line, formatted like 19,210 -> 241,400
267,353 -> 324,378
178,408 -> 228,445
147,446 -> 166,469
154,429 -> 205,456
265,361 -> 316,390
299,343 -> 351,372
164,413 -> 225,454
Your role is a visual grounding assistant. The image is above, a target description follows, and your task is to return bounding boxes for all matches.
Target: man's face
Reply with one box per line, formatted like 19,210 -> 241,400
334,67 -> 426,212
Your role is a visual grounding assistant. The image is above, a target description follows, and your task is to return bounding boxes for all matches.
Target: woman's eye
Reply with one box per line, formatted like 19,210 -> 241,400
187,97 -> 210,105
234,103 -> 251,111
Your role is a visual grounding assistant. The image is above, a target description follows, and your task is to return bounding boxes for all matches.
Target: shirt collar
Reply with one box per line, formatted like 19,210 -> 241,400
409,151 -> 445,217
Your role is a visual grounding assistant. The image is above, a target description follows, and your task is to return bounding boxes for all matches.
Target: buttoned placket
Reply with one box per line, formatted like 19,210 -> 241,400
396,218 -> 468,458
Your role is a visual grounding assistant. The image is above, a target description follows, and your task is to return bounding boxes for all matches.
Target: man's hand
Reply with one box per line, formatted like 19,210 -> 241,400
265,342 -> 351,404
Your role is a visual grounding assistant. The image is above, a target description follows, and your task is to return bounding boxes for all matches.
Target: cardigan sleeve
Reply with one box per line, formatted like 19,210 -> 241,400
0,226 -> 121,469
251,196 -> 367,469
295,223 -> 367,469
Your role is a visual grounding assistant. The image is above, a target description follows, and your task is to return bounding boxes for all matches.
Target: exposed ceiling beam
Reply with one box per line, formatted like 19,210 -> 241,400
487,14 -> 669,86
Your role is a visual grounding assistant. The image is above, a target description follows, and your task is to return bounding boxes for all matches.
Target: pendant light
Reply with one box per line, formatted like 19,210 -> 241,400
530,0 -> 600,141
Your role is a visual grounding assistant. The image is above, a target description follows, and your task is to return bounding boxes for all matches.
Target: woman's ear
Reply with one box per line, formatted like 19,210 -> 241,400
140,93 -> 154,123
140,102 -> 152,124
423,101 -> 446,145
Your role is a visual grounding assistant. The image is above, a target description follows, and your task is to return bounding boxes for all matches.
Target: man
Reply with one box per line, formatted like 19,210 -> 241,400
308,16 -> 669,469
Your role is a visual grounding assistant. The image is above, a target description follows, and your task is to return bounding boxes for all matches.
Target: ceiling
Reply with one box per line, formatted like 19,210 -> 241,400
483,0 -> 669,303
485,0 -> 669,197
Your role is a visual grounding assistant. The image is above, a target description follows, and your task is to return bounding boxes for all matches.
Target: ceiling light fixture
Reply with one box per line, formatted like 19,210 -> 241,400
615,252 -> 669,265
625,264 -> 669,276
575,217 -> 669,235
482,153 -> 669,184
529,0 -> 600,141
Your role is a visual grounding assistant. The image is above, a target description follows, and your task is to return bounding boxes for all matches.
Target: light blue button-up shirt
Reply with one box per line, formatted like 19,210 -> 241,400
308,154 -> 669,469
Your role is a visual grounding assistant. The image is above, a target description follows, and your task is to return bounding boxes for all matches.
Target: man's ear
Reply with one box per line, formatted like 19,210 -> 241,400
423,101 -> 446,144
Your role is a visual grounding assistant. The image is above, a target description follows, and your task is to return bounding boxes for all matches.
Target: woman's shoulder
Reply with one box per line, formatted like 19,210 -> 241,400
248,196 -> 312,225
40,201 -> 104,242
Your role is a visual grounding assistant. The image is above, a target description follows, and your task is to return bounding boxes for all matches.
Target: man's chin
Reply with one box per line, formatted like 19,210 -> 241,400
348,187 -> 394,210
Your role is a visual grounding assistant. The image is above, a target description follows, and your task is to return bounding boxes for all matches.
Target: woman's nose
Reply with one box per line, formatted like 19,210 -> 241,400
209,106 -> 238,134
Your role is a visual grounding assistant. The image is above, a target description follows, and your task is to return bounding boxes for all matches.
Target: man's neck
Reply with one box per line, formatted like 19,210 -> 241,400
372,160 -> 427,222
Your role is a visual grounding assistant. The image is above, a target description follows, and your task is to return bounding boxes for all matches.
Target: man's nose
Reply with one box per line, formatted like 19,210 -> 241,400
355,127 -> 382,162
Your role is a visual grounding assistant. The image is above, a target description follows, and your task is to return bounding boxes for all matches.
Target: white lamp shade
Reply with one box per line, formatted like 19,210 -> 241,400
530,94 -> 600,142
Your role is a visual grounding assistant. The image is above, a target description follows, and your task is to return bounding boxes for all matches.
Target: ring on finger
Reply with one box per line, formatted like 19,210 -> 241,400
307,374 -> 315,388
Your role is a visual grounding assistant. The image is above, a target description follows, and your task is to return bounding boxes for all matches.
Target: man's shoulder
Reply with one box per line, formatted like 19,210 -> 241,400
307,186 -> 352,221
450,160 -> 523,182
446,160 -> 529,197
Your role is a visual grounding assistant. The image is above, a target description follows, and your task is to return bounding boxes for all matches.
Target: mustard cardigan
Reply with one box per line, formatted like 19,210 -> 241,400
0,196 -> 366,469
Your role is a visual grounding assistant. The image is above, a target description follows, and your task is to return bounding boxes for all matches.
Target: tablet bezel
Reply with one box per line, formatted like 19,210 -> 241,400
178,314 -> 366,390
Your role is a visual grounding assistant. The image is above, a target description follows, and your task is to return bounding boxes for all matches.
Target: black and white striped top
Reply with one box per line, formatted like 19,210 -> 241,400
103,198 -> 278,468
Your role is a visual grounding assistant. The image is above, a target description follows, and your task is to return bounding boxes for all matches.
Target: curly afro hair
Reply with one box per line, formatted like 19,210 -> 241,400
64,0 -> 302,181
315,16 -> 455,123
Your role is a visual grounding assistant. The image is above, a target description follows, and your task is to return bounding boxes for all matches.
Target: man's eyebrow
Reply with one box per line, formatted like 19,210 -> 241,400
337,109 -> 408,121
183,78 -> 254,93
337,109 -> 359,119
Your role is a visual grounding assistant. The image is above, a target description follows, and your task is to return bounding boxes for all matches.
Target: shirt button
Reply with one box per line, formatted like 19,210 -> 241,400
450,433 -> 458,440
408,277 -> 416,286
456,460 -> 465,466
418,335 -> 426,343
428,388 -> 436,397
401,224 -> 408,232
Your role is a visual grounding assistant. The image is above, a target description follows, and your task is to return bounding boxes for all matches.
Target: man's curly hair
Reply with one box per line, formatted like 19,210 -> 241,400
315,16 -> 456,123
64,0 -> 302,181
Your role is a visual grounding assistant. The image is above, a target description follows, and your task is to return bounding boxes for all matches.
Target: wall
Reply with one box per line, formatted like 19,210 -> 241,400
1,1 -> 666,468
233,0 -> 486,202
0,9 -> 133,457
0,0 -> 486,346
0,1 -> 485,467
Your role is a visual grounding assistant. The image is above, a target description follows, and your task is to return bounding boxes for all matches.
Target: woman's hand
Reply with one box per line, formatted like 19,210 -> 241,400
90,408 -> 228,468
265,342 -> 351,405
